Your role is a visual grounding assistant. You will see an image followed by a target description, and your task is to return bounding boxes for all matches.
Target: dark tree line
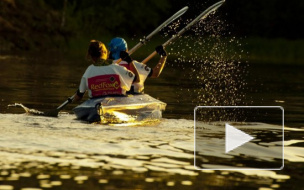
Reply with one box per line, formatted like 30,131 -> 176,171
165,0 -> 304,39
220,0 -> 304,39
1,0 -> 303,50
44,0 -> 304,39
44,0 -> 171,36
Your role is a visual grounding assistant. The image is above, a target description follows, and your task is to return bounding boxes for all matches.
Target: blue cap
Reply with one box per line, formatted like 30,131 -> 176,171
109,37 -> 128,60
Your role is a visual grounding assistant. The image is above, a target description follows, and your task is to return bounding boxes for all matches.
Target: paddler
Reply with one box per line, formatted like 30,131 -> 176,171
74,40 -> 140,101
108,37 -> 167,94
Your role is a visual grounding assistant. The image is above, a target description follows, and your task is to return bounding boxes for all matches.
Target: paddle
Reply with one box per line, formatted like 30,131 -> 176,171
114,6 -> 188,63
8,94 -> 75,117
42,94 -> 75,117
142,0 -> 225,64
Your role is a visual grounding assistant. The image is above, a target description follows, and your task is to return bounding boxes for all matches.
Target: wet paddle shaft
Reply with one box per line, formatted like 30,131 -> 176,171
57,94 -> 75,110
114,6 -> 188,63
142,0 -> 225,63
128,6 -> 188,55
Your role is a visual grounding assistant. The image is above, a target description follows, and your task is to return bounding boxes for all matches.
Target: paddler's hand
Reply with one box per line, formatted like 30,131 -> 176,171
120,51 -> 133,63
155,45 -> 167,57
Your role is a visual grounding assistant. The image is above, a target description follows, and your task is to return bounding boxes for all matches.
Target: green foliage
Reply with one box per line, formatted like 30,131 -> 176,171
2,0 -> 304,62
62,0 -> 170,36
0,0 -> 70,50
242,38 -> 304,65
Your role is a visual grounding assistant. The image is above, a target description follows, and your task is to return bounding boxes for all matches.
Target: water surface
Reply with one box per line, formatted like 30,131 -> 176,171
0,53 -> 303,189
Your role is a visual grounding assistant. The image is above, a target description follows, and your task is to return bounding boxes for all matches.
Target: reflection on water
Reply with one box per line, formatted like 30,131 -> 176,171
0,113 -> 303,189
195,123 -> 283,170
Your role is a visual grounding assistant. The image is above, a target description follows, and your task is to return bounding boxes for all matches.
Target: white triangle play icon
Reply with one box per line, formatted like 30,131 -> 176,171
225,123 -> 254,153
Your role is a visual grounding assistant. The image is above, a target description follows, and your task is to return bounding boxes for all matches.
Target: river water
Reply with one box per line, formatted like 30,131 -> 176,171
0,53 -> 303,190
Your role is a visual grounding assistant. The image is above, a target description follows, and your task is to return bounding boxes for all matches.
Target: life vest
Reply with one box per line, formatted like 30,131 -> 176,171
78,64 -> 135,98
117,60 -> 151,93
118,61 -> 131,71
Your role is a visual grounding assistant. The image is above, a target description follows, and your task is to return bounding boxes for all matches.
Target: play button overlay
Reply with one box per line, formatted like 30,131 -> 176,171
225,123 -> 254,153
194,106 -> 284,170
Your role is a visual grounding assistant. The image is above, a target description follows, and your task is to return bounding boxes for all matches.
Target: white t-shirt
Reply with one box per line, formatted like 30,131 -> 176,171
79,64 -> 135,98
118,60 -> 151,93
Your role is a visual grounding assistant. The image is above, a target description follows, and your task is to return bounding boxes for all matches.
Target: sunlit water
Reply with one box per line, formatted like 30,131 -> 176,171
0,113 -> 303,189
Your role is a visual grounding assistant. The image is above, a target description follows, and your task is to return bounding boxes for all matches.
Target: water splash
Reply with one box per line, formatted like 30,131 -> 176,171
165,11 -> 248,121
8,103 -> 44,115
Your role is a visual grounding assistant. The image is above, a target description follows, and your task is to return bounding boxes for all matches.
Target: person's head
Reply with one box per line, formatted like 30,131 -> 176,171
87,40 -> 108,61
108,37 -> 128,60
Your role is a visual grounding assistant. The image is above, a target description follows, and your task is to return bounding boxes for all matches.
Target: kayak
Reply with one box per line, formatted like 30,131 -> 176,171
73,94 -> 166,123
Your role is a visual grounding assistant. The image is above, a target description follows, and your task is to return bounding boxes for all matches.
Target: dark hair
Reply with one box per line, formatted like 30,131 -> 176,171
87,40 -> 101,58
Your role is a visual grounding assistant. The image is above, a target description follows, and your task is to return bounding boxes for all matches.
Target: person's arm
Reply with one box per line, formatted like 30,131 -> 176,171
73,90 -> 85,102
73,77 -> 86,102
120,51 -> 141,83
150,45 -> 167,78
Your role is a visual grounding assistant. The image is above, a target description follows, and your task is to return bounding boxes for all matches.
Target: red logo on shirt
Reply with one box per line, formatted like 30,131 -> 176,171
88,75 -> 122,97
